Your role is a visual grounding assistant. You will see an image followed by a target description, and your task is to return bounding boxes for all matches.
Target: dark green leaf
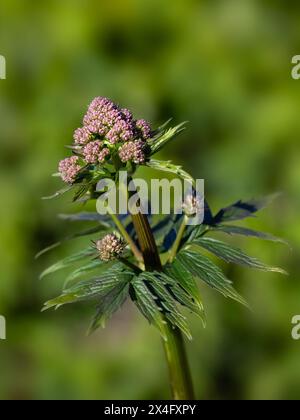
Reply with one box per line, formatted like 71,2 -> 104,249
137,272 -> 192,339
192,237 -> 287,274
213,194 -> 280,224
213,225 -> 289,246
131,277 -> 169,340
178,249 -> 248,307
88,281 -> 130,333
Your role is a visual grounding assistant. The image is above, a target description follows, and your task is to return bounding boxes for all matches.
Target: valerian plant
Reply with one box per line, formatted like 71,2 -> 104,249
39,97 -> 288,400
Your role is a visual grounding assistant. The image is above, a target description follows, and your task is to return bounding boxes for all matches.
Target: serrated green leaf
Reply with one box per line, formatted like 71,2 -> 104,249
88,282 -> 130,334
43,268 -> 134,311
131,277 -> 169,340
64,259 -> 107,287
39,247 -> 96,280
164,259 -> 204,310
213,225 -> 289,246
35,225 -> 109,259
149,122 -> 187,155
147,271 -> 205,326
137,273 -> 192,340
146,159 -> 195,186
191,237 -> 287,274
58,212 -> 113,224
177,249 -> 249,307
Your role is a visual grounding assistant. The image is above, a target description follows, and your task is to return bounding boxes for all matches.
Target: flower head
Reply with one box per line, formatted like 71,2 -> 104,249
58,156 -> 81,184
136,119 -> 152,140
83,97 -> 123,137
73,127 -> 92,145
119,140 -> 146,164
82,140 -> 110,164
96,234 -> 125,261
107,119 -> 135,144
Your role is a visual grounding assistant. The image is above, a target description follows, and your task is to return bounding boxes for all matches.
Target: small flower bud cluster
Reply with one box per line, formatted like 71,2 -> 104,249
82,141 -> 109,164
58,156 -> 81,184
59,97 -> 152,183
119,140 -> 146,164
96,234 -> 125,261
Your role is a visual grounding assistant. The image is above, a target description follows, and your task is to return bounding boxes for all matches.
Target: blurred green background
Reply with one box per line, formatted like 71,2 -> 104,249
0,0 -> 299,400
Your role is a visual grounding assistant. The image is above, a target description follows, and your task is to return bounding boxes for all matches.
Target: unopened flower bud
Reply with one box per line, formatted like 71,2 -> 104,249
96,234 -> 125,261
58,156 -> 81,184
118,140 -> 146,164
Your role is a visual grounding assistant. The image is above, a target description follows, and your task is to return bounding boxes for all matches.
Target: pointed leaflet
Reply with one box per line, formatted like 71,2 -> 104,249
149,270 -> 206,326
177,249 -> 248,307
39,247 -> 96,280
213,194 -> 280,224
191,237 -> 287,274
213,225 -> 289,246
146,159 -> 195,186
64,259 -> 107,287
43,268 -> 134,311
58,212 -> 114,224
42,185 -> 74,200
88,281 -> 130,333
35,225 -> 108,259
136,273 -> 192,340
149,122 -> 187,155
131,277 -> 169,340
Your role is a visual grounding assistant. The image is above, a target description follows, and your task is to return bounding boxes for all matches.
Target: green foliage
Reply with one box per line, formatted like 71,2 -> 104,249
191,237 -> 287,274
148,122 -> 187,155
177,249 -> 248,307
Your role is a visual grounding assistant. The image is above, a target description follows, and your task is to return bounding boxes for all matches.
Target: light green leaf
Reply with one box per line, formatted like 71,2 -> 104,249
64,259 -> 107,287
149,122 -> 187,155
35,225 -> 108,259
191,237 -> 287,274
43,268 -> 134,311
42,186 -> 73,200
146,159 -> 195,186
39,247 -> 96,280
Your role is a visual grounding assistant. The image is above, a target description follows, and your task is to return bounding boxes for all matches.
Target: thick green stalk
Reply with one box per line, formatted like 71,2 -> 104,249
131,211 -> 195,400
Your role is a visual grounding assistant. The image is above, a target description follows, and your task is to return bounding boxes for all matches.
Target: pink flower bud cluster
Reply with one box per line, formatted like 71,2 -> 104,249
119,140 -> 146,165
59,98 -> 152,184
58,156 -> 81,184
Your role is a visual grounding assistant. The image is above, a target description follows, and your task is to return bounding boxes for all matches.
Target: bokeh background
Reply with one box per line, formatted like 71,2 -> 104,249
0,0 -> 300,400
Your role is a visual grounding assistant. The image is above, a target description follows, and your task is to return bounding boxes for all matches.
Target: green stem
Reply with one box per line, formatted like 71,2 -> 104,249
169,216 -> 188,263
162,324 -> 195,400
109,211 -> 143,263
131,211 -> 195,400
